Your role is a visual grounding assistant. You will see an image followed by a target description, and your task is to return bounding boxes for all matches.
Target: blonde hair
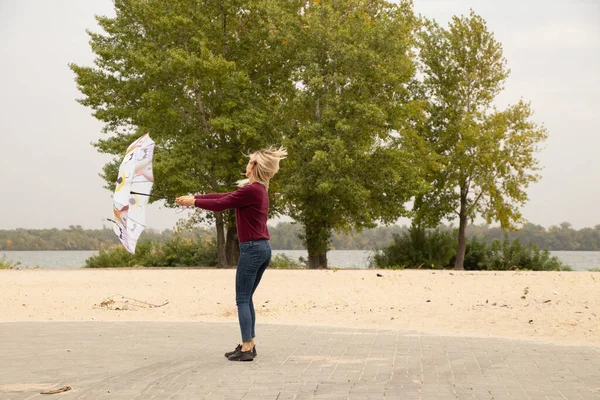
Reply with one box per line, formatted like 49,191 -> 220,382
241,146 -> 287,190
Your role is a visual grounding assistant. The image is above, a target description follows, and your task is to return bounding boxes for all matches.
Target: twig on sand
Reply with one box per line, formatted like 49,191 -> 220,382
98,294 -> 169,311
41,385 -> 72,395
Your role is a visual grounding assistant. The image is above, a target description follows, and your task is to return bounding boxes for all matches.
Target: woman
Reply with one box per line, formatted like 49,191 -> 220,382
176,146 -> 287,361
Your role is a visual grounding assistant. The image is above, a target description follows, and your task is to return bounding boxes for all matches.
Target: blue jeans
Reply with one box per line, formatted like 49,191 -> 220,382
236,239 -> 271,343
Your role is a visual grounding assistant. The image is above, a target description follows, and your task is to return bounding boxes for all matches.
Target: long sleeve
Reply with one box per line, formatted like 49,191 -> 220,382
196,182 -> 269,243
194,185 -> 257,212
194,193 -> 230,200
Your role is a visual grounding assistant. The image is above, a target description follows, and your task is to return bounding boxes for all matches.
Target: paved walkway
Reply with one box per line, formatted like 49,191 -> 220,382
1,322 -> 599,400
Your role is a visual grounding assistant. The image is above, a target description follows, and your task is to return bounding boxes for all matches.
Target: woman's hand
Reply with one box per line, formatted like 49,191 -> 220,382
176,196 -> 195,207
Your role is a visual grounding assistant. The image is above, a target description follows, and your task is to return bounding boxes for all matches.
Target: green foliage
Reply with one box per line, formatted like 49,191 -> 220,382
84,246 -> 137,268
372,231 -> 571,271
68,2 -> 552,272
279,0 -> 425,267
370,226 -> 456,269
0,255 -> 21,269
70,0 -> 292,201
465,236 -> 569,271
70,0 -> 298,266
269,253 -> 305,269
412,10 -> 548,269
84,236 -> 217,268
461,236 -> 488,270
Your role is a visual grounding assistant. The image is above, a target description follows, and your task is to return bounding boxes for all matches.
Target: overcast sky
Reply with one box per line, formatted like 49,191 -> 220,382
0,0 -> 599,231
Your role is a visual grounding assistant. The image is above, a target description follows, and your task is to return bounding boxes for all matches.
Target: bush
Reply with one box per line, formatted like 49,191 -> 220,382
477,235 -> 569,271
269,253 -> 305,269
84,236 -> 218,268
0,255 -> 21,269
84,245 -> 136,268
370,226 -> 456,269
371,228 -> 572,271
461,236 -> 488,270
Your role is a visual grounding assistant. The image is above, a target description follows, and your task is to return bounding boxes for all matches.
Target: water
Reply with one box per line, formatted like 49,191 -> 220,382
271,250 -> 372,269
550,251 -> 600,271
0,250 -> 372,269
0,251 -> 98,269
1,250 -> 598,271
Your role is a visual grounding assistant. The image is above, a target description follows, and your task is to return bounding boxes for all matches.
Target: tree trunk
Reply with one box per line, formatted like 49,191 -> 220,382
214,212 -> 227,267
308,253 -> 328,269
454,195 -> 468,270
304,221 -> 330,269
225,224 -> 239,267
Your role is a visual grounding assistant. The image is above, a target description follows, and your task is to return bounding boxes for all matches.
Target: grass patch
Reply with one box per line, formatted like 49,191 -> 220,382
270,254 -> 306,269
0,255 -> 21,269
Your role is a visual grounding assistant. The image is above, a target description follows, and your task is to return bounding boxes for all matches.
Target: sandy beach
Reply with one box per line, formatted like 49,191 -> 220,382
1,269 -> 598,347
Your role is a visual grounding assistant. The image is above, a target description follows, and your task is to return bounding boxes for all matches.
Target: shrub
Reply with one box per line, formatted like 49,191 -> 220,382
84,236 -> 218,268
461,236 -> 488,270
372,229 -> 572,271
479,235 -> 569,271
269,253 -> 305,269
0,255 -> 21,269
370,226 -> 456,269
84,245 -> 136,268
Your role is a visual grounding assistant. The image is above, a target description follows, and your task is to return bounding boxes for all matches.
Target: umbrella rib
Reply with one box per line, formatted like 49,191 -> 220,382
127,217 -> 147,228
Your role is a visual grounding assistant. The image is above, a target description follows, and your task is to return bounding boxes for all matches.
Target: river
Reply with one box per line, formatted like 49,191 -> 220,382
1,250 -> 598,271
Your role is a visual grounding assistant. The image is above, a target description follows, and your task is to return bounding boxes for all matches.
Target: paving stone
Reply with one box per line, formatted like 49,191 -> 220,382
0,322 -> 599,399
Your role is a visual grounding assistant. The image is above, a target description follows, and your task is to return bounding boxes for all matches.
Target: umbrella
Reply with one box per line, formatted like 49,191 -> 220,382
108,133 -> 156,254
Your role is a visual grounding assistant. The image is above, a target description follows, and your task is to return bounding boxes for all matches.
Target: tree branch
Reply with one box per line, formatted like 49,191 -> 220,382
315,97 -> 321,122
192,79 -> 211,134
467,191 -> 485,215
222,6 -> 228,57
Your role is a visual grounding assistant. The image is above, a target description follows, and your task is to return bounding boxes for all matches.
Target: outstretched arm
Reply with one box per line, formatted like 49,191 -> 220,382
194,186 -> 255,212
194,193 -> 230,200
176,192 -> 230,206
176,185 -> 256,210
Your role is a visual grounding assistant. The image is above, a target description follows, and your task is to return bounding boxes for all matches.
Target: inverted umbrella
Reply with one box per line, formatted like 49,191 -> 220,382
108,133 -> 156,254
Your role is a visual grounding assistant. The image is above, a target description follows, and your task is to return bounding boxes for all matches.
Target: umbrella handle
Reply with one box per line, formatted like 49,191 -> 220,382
130,191 -> 173,200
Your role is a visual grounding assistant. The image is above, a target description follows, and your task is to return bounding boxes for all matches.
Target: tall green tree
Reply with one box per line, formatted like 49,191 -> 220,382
70,0 -> 294,265
413,11 -> 548,270
279,0 -> 424,268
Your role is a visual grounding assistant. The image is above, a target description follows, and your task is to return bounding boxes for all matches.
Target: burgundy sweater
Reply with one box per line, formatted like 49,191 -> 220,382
194,182 -> 269,243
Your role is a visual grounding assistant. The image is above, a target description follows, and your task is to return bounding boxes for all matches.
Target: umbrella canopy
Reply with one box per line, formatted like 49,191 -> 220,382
109,133 -> 155,254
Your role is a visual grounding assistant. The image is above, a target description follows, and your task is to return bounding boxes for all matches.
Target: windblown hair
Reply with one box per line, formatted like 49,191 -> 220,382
241,146 -> 287,190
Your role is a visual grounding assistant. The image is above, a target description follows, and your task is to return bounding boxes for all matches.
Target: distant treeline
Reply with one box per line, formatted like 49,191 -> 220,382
0,225 -> 201,251
268,222 -> 600,251
0,222 -> 599,251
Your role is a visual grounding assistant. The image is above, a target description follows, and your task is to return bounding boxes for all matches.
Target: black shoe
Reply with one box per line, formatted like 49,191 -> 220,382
225,344 -> 257,358
227,349 -> 254,361
224,344 -> 242,358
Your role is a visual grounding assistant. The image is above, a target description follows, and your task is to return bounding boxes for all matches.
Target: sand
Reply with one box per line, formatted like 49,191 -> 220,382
1,269 -> 598,346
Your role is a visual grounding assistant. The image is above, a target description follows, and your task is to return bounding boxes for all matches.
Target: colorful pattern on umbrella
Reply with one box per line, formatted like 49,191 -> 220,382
109,133 -> 155,254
